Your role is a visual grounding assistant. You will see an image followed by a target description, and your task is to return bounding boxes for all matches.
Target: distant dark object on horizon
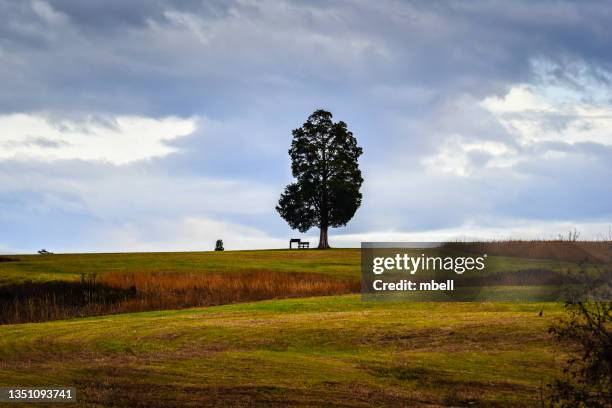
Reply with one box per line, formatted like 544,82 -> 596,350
289,238 -> 309,249
215,239 -> 224,251
38,249 -> 53,255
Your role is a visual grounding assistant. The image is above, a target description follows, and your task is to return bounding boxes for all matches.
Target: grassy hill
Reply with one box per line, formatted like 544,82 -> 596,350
0,249 -> 360,285
0,295 -> 564,407
0,248 -> 578,406
0,245 -> 594,286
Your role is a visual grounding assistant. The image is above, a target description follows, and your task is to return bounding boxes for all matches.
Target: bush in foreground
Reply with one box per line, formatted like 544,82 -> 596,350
548,301 -> 611,407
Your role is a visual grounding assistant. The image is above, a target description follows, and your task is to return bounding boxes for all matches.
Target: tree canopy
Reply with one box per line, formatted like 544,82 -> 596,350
276,109 -> 363,249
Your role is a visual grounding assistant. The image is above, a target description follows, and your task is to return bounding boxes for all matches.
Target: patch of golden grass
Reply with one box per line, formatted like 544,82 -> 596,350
99,270 -> 359,313
0,270 -> 359,324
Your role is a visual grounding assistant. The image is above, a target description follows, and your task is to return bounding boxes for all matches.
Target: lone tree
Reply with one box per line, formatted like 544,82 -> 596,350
214,239 -> 224,251
276,109 -> 363,249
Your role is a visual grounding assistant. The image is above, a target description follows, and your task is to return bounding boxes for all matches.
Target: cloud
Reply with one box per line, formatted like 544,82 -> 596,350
332,219 -> 612,248
0,113 -> 197,164
481,83 -> 612,147
351,58 -> 612,236
30,0 -> 68,25
0,155 -> 291,253
91,216 -> 287,253
1,1 -> 612,252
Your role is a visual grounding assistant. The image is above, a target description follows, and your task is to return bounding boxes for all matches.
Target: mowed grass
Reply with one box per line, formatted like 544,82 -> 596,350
0,249 -> 575,406
0,295 -> 565,407
0,249 -> 360,285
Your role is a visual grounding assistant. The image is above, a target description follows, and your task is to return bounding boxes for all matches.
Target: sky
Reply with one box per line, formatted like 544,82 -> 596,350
2,0 -> 612,253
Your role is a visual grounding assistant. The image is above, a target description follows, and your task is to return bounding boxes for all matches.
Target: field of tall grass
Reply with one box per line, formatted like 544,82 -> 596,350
0,270 -> 358,324
445,240 -> 612,263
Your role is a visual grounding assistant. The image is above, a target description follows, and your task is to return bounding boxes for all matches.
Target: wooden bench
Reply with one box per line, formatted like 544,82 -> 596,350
289,239 -> 309,249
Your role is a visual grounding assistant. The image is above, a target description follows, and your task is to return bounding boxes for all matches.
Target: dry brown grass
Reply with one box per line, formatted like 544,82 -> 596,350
0,271 -> 359,324
99,270 -> 359,313
444,240 -> 612,264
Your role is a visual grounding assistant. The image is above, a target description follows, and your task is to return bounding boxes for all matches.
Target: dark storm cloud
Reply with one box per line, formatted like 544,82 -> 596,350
1,0 -> 611,116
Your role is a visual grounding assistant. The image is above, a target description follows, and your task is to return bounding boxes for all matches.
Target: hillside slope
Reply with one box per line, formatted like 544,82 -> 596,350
0,249 -> 360,286
0,295 -> 564,407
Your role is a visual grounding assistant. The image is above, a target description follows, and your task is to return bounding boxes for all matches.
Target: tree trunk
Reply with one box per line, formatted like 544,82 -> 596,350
318,225 -> 330,249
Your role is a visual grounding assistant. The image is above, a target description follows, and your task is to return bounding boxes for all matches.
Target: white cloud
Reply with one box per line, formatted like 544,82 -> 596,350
420,62 -> 612,177
481,72 -> 612,147
30,0 -> 68,25
332,220 -> 612,247
0,113 -> 197,164
91,216 -> 287,252
422,135 -> 518,177
0,160 -> 278,219
480,85 -> 553,114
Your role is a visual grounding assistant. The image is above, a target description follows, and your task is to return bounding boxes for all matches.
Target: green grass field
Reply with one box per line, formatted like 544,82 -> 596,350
0,250 -> 569,407
0,247 -> 583,286
0,249 -> 361,285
